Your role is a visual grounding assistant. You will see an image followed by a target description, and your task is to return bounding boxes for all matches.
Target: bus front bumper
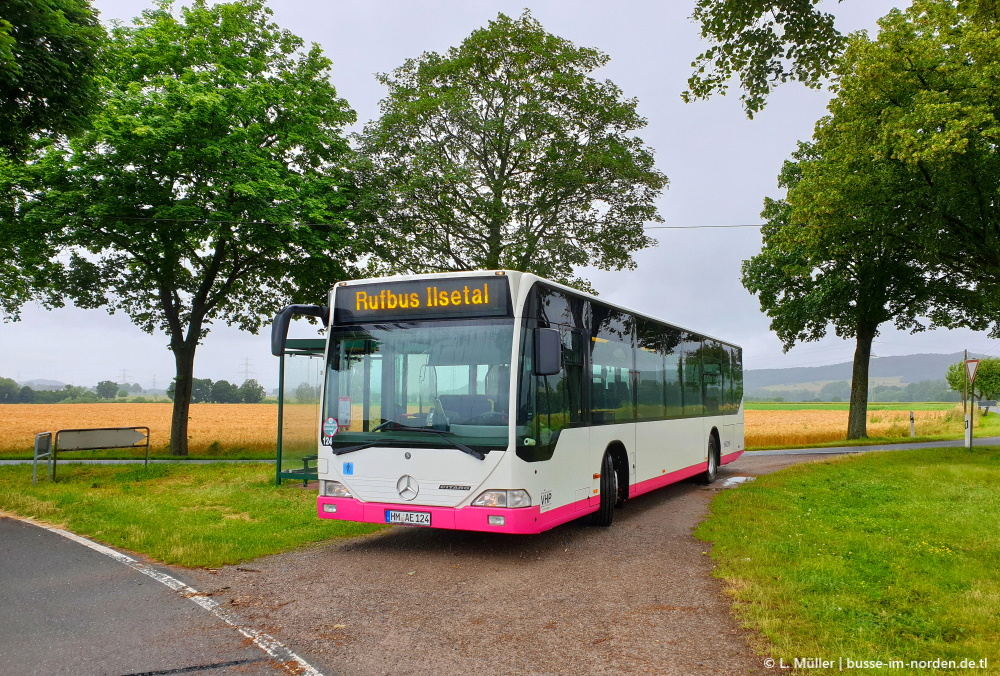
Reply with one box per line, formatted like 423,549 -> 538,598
317,496 -> 592,534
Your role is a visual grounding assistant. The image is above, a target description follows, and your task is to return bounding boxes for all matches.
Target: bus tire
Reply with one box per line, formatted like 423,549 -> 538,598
701,434 -> 719,484
590,452 -> 617,527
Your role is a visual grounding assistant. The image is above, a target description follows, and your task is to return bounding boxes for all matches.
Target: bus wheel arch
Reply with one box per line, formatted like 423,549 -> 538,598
590,442 -> 628,527
701,428 -> 721,484
605,441 -> 629,507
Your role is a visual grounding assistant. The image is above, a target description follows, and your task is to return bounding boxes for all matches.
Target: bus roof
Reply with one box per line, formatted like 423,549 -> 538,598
331,270 -> 740,349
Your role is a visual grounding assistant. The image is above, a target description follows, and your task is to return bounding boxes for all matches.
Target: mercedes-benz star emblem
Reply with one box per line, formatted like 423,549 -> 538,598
396,474 -> 419,501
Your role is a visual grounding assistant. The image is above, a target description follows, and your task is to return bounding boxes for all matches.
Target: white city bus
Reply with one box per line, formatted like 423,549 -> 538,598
271,270 -> 743,533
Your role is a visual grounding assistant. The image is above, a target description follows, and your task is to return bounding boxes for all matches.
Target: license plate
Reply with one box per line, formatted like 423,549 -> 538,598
385,510 -> 431,526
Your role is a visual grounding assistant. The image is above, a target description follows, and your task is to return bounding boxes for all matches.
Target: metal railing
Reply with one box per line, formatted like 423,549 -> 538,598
32,427 -> 150,485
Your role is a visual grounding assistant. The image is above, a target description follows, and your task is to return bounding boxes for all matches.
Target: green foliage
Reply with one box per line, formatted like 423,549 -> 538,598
359,11 -> 666,290
685,0 -> 1000,117
810,0 -> 1000,307
0,0 -> 105,156
238,378 -> 265,403
0,377 -> 18,403
744,145 -> 979,353
698,447 -> 1000,667
946,358 -> 1000,400
95,379 -> 118,400
6,0 -> 363,454
210,379 -> 240,404
293,381 -> 320,404
686,0 -> 846,116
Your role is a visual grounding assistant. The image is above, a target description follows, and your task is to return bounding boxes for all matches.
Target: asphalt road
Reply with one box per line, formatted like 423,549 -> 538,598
0,517 -> 314,676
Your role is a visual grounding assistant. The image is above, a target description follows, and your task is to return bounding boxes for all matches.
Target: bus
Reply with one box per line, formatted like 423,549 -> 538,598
271,270 -> 743,533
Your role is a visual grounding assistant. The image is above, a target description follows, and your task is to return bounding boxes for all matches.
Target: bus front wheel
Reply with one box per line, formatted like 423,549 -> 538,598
701,434 -> 719,484
590,452 -> 617,527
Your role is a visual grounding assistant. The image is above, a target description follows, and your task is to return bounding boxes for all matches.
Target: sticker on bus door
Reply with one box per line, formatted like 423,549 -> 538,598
338,397 -> 351,428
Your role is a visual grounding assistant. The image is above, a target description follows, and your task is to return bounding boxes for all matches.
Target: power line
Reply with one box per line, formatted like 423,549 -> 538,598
39,214 -> 770,231
644,224 -> 766,230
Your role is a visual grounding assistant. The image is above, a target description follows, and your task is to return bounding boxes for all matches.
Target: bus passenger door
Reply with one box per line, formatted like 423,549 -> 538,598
588,361 -> 636,497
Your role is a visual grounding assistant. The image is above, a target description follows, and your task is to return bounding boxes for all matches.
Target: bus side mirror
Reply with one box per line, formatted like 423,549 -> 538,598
534,328 -> 561,376
271,304 -> 329,357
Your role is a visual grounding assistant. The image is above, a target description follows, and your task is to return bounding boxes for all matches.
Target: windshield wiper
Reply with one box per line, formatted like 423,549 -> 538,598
370,421 -> 485,461
330,441 -> 379,456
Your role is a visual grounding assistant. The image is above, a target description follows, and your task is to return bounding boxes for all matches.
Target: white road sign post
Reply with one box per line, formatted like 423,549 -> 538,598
966,359 -> 980,449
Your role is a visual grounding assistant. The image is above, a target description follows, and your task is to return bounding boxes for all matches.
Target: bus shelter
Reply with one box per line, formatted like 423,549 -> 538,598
276,338 -> 325,486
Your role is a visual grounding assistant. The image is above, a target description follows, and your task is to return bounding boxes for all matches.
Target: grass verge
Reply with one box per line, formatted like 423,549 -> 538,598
697,447 -> 1000,674
0,463 -> 383,568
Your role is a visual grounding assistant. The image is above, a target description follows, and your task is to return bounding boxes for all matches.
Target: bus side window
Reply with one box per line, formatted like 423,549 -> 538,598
590,306 -> 635,424
682,334 -> 703,417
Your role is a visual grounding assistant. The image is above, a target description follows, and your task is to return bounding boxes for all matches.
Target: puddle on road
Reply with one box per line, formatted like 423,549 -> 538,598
720,476 -> 756,489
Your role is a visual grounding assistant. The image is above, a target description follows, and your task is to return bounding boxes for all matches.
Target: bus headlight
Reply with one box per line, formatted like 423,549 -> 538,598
322,480 -> 353,498
472,489 -> 531,508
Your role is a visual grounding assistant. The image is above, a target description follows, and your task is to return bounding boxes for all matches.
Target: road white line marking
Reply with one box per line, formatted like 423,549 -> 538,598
2,512 -> 323,676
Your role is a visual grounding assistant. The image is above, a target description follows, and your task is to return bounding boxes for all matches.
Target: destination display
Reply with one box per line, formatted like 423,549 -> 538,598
333,276 -> 510,323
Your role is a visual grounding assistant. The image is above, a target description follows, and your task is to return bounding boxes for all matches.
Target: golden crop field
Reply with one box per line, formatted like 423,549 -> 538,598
744,408 -> 960,448
0,403 -> 972,456
0,403 -> 317,456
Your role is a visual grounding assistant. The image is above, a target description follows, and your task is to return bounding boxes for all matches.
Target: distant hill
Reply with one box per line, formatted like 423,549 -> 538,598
21,379 -> 68,391
746,352 -> 979,397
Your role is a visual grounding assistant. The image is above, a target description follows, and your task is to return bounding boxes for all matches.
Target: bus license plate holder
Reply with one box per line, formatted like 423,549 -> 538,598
385,510 -> 431,526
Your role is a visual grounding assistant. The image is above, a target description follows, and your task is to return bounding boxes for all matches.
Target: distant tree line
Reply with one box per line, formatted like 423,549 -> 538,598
0,377 -> 141,403
0,376 -> 266,404
166,378 -> 266,404
747,380 -> 963,404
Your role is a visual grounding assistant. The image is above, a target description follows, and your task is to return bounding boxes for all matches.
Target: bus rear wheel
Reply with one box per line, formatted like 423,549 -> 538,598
701,434 -> 719,484
590,452 -> 617,527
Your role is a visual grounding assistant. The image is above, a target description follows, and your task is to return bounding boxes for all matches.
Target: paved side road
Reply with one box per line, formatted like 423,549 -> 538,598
0,517 -> 313,676
185,453 -> 828,676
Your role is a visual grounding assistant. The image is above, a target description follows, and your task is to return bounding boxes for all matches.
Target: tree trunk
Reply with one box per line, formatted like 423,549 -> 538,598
170,345 -> 196,456
847,326 -> 876,440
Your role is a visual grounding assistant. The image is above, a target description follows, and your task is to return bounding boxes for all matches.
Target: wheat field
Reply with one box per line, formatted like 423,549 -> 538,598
744,408 -> 961,448
0,403 -> 318,455
0,403 -> 972,456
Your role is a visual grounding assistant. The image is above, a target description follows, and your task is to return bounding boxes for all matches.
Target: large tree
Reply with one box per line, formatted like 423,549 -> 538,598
0,0 -> 105,157
744,147 -> 984,439
11,0 -> 361,455
744,0 -> 1000,438
686,0 -> 998,116
358,11 -> 667,290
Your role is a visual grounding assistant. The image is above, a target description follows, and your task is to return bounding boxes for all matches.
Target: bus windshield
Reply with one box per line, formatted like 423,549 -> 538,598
323,319 -> 514,453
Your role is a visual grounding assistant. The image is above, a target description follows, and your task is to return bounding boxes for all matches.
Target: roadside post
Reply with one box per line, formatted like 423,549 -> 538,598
909,411 -> 915,438
966,359 -> 980,449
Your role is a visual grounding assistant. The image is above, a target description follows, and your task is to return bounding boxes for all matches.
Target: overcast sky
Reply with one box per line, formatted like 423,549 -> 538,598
3,0 -> 996,390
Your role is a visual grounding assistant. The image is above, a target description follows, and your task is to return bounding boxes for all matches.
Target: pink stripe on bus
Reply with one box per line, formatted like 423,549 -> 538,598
317,454 -> 743,534
720,450 -> 744,465
628,461 -> 707,499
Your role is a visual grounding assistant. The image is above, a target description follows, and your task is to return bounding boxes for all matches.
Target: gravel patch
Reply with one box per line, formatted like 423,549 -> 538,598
186,453 -> 818,675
